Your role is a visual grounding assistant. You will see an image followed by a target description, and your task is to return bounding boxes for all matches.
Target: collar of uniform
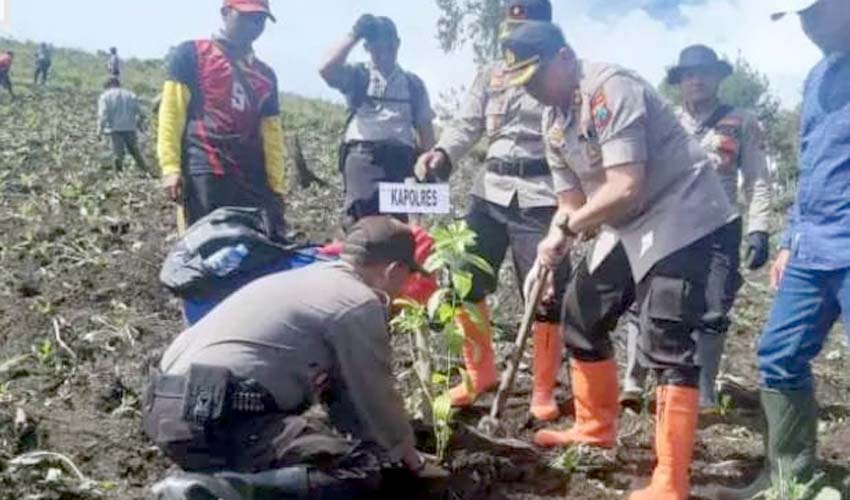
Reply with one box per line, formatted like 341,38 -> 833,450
366,60 -> 404,81
684,101 -> 722,125
213,34 -> 256,64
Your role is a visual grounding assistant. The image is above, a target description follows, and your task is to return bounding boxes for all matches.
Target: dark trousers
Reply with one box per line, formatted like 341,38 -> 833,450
561,225 -> 729,387
0,70 -> 12,96
465,196 -> 570,322
33,63 -> 50,85
109,131 -> 147,172
622,219 -> 742,401
143,376 -> 383,498
183,173 -> 286,236
340,142 -> 416,226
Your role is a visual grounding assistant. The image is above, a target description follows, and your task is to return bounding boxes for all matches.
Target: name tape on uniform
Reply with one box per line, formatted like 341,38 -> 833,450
379,182 -> 450,214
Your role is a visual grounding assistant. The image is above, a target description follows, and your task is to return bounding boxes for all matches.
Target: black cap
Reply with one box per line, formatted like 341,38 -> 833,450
666,45 -> 733,85
501,21 -> 567,87
342,217 -> 425,274
505,0 -> 552,22
366,16 -> 400,43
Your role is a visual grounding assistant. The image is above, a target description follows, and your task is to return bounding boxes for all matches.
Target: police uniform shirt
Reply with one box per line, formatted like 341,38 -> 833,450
675,106 -> 772,233
544,61 -> 736,281
437,62 -> 557,208
159,261 -> 416,462
338,62 -> 434,148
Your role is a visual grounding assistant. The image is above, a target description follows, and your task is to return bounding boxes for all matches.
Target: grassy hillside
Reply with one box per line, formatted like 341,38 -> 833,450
0,40 -> 848,500
0,38 -> 165,97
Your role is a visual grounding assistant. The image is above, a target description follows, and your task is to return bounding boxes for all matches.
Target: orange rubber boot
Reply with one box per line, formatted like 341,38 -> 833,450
530,322 -> 563,421
629,386 -> 699,500
534,359 -> 618,448
449,302 -> 498,407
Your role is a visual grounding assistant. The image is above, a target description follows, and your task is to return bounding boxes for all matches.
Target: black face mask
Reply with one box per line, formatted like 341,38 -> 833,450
801,4 -> 850,54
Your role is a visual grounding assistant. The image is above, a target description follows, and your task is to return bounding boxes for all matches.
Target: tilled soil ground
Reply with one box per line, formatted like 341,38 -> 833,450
1,85 -> 848,500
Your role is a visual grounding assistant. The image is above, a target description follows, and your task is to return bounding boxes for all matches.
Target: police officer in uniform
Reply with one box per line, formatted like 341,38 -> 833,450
145,217 -> 432,499
502,22 -> 738,499
416,0 -> 569,421
320,15 -> 436,225
620,45 -> 773,410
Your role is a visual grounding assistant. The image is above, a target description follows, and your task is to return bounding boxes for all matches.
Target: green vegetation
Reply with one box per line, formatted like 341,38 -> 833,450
391,221 -> 494,460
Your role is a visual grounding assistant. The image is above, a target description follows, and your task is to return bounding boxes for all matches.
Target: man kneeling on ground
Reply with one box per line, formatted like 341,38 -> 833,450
144,216 -> 430,499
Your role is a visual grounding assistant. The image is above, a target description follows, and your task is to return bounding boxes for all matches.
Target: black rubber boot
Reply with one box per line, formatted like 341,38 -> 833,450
152,468 -> 310,500
713,388 -> 817,500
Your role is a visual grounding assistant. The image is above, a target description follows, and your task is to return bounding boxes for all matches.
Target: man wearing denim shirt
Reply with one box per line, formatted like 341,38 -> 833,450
715,1 -> 850,498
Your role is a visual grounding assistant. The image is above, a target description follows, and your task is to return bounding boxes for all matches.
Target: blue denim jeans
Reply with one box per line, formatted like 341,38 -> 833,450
758,265 -> 850,391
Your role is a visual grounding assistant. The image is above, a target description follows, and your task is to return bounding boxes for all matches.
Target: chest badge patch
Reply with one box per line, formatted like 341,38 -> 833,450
548,121 -> 566,147
590,92 -> 612,131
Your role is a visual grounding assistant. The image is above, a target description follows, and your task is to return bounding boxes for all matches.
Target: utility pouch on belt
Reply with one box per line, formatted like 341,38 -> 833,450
183,364 -> 231,425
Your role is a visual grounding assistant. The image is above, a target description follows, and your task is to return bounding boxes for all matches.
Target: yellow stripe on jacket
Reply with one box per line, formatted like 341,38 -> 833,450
157,81 -> 191,178
261,116 -> 286,196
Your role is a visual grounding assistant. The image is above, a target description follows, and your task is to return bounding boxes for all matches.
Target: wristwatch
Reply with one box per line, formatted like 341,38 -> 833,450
553,212 -> 577,238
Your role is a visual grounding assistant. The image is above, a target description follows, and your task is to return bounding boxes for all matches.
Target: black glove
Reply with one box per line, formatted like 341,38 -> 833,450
352,14 -> 378,40
745,231 -> 770,270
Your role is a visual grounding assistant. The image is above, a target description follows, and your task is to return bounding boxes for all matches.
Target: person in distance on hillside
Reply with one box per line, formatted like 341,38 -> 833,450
145,217 -> 433,499
619,44 -> 773,412
34,43 -> 52,85
320,15 -> 436,226
414,0 -> 571,422
97,77 -> 148,172
714,1 -> 850,498
107,47 -> 120,78
503,21 -> 738,499
0,51 -> 15,98
157,0 -> 286,235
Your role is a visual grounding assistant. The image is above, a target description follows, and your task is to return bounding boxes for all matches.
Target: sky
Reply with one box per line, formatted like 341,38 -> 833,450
0,0 -> 823,108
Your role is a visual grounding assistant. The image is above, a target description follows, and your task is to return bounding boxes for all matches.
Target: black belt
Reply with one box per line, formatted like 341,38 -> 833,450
153,371 -> 280,416
486,159 -> 550,178
346,141 -> 415,153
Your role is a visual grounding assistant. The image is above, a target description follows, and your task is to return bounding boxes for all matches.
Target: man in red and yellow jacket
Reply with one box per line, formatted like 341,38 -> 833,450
158,0 -> 286,234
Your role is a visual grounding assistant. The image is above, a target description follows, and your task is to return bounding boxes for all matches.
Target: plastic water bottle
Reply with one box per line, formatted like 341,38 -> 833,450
204,244 -> 249,277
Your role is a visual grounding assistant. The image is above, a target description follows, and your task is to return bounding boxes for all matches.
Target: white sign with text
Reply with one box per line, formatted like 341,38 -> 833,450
379,182 -> 450,214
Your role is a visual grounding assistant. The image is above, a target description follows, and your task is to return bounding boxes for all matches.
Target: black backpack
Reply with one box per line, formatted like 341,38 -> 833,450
344,63 -> 427,130
159,207 -> 296,301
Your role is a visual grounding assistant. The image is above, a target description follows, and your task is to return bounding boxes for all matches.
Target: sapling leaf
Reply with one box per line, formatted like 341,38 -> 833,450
443,322 -> 465,355
436,302 -> 455,324
452,270 -> 473,300
431,372 -> 448,386
465,254 -> 495,276
427,289 -> 450,321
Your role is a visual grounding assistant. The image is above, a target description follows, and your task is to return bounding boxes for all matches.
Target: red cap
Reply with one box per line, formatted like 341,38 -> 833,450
223,0 -> 276,22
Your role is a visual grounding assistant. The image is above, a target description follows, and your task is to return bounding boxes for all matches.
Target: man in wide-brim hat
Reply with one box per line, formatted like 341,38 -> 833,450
665,44 -> 732,85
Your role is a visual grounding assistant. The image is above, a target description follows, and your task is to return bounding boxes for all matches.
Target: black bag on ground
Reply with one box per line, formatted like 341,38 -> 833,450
160,207 -> 294,301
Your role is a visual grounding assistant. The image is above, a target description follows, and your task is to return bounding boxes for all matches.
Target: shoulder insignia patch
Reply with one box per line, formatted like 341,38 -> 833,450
590,91 -> 612,131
